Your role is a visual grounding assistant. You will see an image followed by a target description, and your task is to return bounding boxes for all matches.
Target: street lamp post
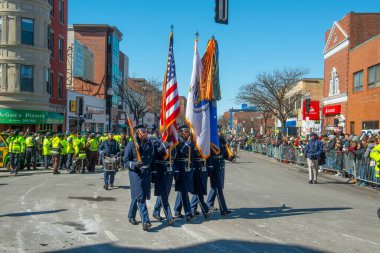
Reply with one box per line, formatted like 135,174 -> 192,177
107,87 -> 114,132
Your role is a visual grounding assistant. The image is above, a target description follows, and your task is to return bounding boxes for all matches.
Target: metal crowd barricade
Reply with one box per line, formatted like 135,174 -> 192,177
246,142 -> 380,186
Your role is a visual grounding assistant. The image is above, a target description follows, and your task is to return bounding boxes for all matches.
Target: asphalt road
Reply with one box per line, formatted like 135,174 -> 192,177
0,151 -> 380,253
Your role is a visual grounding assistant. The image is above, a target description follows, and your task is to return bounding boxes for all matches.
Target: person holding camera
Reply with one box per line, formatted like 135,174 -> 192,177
305,133 -> 323,184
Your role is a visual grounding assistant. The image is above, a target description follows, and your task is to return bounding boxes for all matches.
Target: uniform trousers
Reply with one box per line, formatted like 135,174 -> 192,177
25,148 -> 36,170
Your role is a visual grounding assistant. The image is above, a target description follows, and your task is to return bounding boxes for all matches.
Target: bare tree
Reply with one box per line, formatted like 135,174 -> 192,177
118,78 -> 161,125
236,68 -> 308,134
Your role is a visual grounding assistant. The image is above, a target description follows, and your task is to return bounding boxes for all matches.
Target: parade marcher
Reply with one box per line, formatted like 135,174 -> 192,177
87,133 -> 99,173
119,133 -> 129,170
66,137 -> 75,173
152,137 -> 175,225
173,125 -> 195,221
305,132 -> 323,184
124,124 -> 155,231
189,144 -> 210,219
25,132 -> 37,170
59,132 -> 68,171
206,126 -> 231,215
99,132 -> 120,189
51,133 -> 63,175
7,130 -> 24,175
43,132 -> 52,170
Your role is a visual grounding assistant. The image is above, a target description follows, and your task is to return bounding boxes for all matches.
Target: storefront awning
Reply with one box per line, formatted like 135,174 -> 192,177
0,109 -> 64,125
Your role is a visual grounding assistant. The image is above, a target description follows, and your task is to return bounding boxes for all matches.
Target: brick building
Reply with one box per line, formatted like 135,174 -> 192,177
69,24 -> 124,131
48,0 -> 68,132
231,111 -> 275,135
323,13 -> 380,134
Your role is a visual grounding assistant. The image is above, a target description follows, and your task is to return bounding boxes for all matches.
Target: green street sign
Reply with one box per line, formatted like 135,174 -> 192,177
0,109 -> 64,125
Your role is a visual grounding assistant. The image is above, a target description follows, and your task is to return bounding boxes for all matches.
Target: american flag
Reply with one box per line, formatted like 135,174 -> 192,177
160,32 -> 180,156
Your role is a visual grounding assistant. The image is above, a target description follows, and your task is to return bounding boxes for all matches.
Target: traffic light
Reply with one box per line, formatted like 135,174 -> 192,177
76,96 -> 84,116
305,99 -> 311,113
215,0 -> 228,24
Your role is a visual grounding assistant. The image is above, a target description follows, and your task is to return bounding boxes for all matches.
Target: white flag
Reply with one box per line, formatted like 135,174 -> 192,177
185,39 -> 210,158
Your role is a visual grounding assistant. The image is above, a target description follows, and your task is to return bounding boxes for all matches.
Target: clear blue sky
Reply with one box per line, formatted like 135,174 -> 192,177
69,0 -> 380,115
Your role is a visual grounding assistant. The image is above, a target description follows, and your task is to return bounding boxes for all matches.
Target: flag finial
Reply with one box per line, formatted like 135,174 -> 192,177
195,31 -> 199,38
170,25 -> 174,32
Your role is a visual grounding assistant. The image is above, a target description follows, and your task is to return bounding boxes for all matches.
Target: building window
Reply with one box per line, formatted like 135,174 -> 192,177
0,63 -> 2,84
49,31 -> 54,57
362,120 -> 379,130
58,37 -> 64,61
20,65 -> 34,92
48,0 -> 54,16
329,67 -> 340,96
58,75 -> 63,99
59,0 -> 64,23
21,18 -> 34,45
46,68 -> 52,95
350,121 -> 355,135
353,71 -> 363,92
368,64 -> 380,88
50,72 -> 54,96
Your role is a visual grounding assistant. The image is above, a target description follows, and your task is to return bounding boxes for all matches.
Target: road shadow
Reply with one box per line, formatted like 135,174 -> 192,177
68,196 -> 116,202
45,240 -> 324,253
115,185 -> 130,190
209,206 -> 352,220
0,209 -> 67,217
0,183 -> 8,186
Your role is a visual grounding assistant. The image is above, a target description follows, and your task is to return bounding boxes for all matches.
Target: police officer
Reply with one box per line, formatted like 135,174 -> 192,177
51,133 -> 62,175
43,132 -> 52,170
87,133 -> 99,173
119,132 -> 129,170
124,124 -> 155,231
152,137 -> 175,225
25,132 -> 37,170
99,132 -> 120,189
190,140 -> 210,219
206,126 -> 231,215
7,130 -> 24,175
173,125 -> 195,221
73,135 -> 88,174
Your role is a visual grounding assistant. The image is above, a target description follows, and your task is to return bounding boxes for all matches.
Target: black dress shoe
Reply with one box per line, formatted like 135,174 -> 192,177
204,211 -> 210,219
168,218 -> 175,225
194,211 -> 200,216
175,212 -> 184,218
221,210 -> 232,215
103,185 -> 109,190
186,214 -> 194,222
313,180 -> 317,184
308,180 -> 313,184
142,222 -> 152,231
110,184 -> 114,187
128,218 -> 139,225
153,214 -> 164,221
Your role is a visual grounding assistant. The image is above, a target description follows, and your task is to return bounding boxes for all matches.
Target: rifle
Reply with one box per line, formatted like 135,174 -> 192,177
127,118 -> 142,163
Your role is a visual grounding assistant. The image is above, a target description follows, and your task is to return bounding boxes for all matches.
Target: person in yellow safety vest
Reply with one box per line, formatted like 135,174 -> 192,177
370,143 -> 380,179
66,137 -> 76,173
80,134 -> 87,146
7,129 -> 24,175
86,133 -> 99,173
25,132 -> 37,170
74,136 -> 88,173
99,133 -> 108,143
51,133 -> 63,175
43,132 -> 53,170
59,133 -> 69,171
